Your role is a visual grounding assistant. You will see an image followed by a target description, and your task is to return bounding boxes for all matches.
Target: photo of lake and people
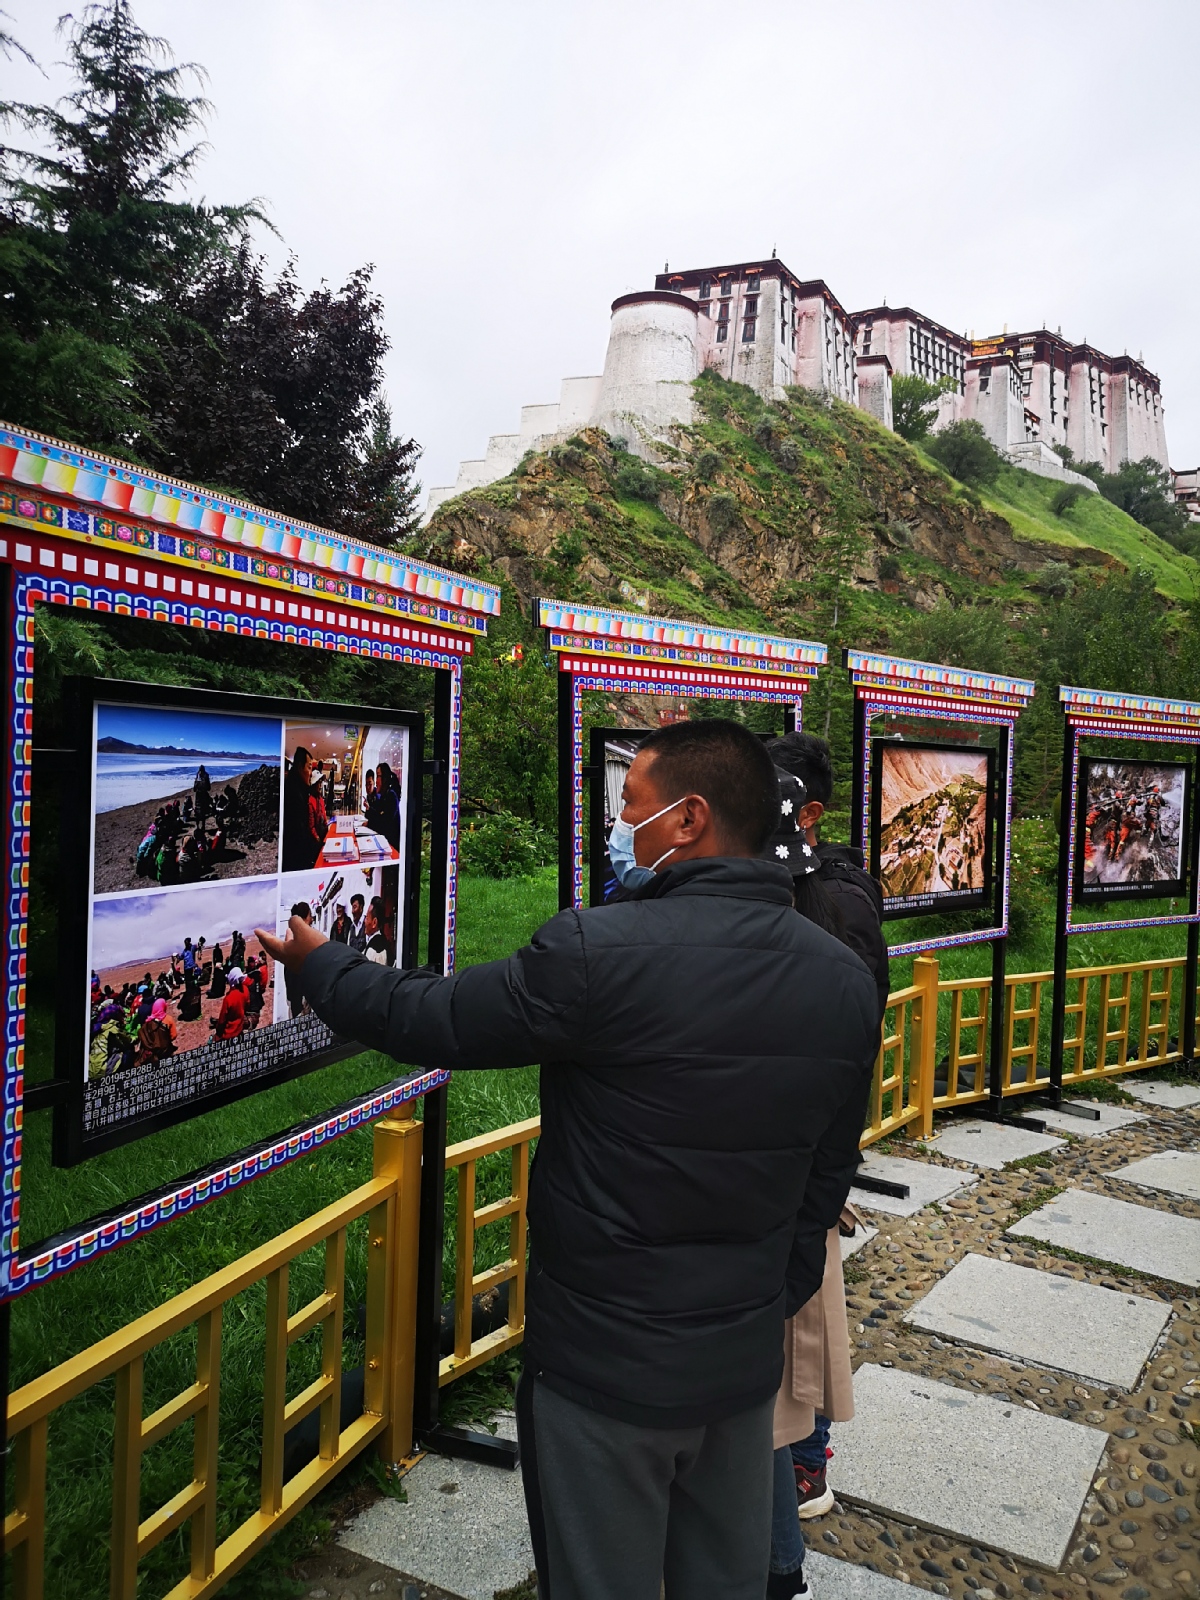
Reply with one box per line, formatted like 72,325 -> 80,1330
83,696 -> 413,1136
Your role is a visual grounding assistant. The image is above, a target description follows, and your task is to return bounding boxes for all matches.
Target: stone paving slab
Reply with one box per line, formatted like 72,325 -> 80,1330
904,1251 -> 1170,1388
1112,1149 -> 1200,1200
1122,1078 -> 1200,1109
849,1153 -> 976,1217
806,1552 -> 913,1600
841,1222 -> 878,1259
832,1365 -> 1107,1568
1007,1187 -> 1200,1286
339,1413 -> 531,1600
1035,1101 -> 1147,1137
925,1119 -> 1065,1169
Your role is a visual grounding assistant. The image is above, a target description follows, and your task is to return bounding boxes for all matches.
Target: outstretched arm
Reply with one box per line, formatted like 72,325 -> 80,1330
256,910 -> 587,1071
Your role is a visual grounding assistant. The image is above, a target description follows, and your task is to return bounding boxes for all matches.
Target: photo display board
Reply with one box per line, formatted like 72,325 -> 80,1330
57,679 -> 423,1162
870,738 -> 996,920
1074,755 -> 1191,905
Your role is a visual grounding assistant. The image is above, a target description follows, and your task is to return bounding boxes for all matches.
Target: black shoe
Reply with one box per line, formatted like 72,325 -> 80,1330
766,1570 -> 810,1600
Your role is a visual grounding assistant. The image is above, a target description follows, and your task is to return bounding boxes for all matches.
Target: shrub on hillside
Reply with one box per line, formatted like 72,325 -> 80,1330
459,812 -> 554,878
925,420 -> 1002,487
706,490 -> 741,533
1050,484 -> 1083,517
693,448 -> 722,483
613,461 -> 661,502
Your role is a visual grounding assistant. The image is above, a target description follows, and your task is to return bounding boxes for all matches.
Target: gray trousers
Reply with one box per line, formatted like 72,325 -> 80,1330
516,1372 -> 775,1600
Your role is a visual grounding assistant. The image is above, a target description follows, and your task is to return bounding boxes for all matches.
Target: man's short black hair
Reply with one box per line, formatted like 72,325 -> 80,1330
638,719 -> 780,852
766,731 -> 833,805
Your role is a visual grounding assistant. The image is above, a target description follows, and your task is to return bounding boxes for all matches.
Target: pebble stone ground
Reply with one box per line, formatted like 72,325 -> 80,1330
295,1084 -> 1199,1600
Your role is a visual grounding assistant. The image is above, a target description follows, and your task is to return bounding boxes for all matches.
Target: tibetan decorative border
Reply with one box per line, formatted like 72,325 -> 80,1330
1060,685 -> 1200,936
1,424 -> 500,619
9,1068 -> 449,1300
1,563 -> 465,1300
538,598 -> 827,668
846,648 -> 1035,707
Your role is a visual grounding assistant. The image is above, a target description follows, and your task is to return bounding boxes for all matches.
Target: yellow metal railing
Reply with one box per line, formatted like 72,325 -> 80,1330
440,1115 -> 537,1386
4,1115 -> 422,1600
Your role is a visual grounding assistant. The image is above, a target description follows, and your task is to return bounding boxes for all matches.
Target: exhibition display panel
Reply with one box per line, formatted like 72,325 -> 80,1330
537,597 -> 827,911
0,422 -> 499,1301
1049,685 -> 1200,1095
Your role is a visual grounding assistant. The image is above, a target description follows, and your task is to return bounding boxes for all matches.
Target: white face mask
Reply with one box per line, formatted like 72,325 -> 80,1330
607,796 -> 687,889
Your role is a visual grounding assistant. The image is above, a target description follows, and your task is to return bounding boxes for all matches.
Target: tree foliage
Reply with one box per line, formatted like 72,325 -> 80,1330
925,419 -> 1003,487
891,374 -> 945,442
1094,457 -> 1188,545
0,2 -> 420,543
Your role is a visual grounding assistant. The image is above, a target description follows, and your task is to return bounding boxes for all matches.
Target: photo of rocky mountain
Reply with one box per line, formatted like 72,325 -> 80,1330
876,743 -> 991,906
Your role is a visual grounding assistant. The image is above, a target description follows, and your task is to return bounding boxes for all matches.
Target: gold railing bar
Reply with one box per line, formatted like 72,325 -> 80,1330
191,1306 -> 221,1584
260,1265 -> 288,1518
439,1324 -> 527,1385
140,1382 -> 206,1451
318,1229 -> 346,1463
8,1415 -> 47,1600
471,1260 -> 517,1296
453,1160 -> 476,1362
8,1175 -> 394,1437
445,1115 -> 540,1168
510,1139 -> 530,1332
137,1480 -> 205,1559
158,1412 -> 387,1600
474,1195 -> 521,1228
286,1290 -> 337,1346
362,1195 -> 393,1421
110,1356 -> 144,1600
283,1372 -> 335,1431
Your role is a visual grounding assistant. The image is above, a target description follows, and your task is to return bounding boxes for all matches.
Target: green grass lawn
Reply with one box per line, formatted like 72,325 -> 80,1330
8,855 -> 1192,1597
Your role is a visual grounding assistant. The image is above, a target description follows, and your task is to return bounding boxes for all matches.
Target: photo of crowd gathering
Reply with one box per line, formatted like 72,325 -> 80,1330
92,703 -> 281,896
88,878 -> 276,1079
281,720 -> 408,873
1078,758 -> 1188,898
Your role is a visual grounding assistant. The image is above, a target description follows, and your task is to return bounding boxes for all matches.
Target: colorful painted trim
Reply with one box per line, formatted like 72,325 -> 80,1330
1,569 -> 463,1300
549,634 -> 817,681
566,669 -> 805,909
557,655 -> 813,696
8,1068 -> 448,1300
538,598 -> 826,666
1062,723 -> 1200,937
847,649 -> 1035,703
857,696 -> 1020,959
1,424 -> 500,617
1061,684 -> 1200,727
0,490 -> 491,635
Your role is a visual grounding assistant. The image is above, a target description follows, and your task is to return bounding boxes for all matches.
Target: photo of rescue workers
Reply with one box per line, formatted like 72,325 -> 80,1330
274,864 -> 400,1023
1076,757 -> 1191,901
871,739 -> 995,918
281,720 -> 408,873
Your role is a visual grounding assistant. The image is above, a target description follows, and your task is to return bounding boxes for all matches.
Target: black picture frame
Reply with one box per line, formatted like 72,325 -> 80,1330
1073,754 -> 1192,905
53,677 -> 425,1165
869,737 -> 997,921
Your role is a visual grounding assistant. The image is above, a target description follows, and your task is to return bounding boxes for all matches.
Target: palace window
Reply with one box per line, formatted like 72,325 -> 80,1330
699,279 -> 712,299
742,318 -> 757,342
717,301 -> 730,322
716,323 -> 728,342
747,273 -> 761,292
720,278 -> 732,297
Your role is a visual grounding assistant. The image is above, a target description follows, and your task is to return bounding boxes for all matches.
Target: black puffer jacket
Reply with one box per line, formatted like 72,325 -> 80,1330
816,841 -> 890,1026
301,856 -> 878,1428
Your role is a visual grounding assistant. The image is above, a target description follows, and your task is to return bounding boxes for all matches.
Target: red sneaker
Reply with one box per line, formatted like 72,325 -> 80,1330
794,1459 -> 835,1519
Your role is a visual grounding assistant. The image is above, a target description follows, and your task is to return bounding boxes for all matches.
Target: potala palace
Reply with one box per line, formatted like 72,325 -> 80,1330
426,254 -> 1178,520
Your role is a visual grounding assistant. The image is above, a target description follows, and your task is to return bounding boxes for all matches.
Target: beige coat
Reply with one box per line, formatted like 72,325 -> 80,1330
772,1223 -> 855,1449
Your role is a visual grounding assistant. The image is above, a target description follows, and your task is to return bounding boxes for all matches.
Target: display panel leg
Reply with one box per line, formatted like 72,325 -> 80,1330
851,693 -> 867,857
412,1083 -> 448,1444
987,935 -> 1007,1117
1185,920 -> 1199,1068
557,670 -> 575,913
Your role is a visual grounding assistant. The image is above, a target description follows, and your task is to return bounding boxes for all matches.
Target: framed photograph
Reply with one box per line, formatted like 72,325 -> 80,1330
1074,756 -> 1191,904
54,679 -> 424,1164
588,727 -> 649,906
870,739 -> 996,920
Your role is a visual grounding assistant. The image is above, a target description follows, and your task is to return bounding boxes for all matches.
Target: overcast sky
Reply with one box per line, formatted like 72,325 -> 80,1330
6,1 -> 1199,497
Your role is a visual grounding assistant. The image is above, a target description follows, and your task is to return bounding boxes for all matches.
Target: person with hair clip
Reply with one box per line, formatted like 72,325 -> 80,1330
761,769 -> 865,1600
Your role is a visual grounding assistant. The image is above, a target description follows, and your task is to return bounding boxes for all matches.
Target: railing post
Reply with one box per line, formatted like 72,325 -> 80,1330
371,1115 -> 423,1464
914,956 -> 939,1138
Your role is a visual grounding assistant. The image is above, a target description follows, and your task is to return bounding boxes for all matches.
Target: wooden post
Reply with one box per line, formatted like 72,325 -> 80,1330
913,955 -> 939,1139
372,1116 -> 424,1464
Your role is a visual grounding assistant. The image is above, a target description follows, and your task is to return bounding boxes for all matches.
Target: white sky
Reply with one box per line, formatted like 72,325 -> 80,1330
6,1 -> 1199,493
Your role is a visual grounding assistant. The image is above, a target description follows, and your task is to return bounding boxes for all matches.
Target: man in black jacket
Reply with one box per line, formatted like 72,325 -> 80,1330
768,731 -> 890,1024
259,720 -> 877,1600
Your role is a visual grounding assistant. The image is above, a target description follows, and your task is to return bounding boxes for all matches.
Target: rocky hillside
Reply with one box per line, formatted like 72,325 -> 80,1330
417,372 -> 1192,648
